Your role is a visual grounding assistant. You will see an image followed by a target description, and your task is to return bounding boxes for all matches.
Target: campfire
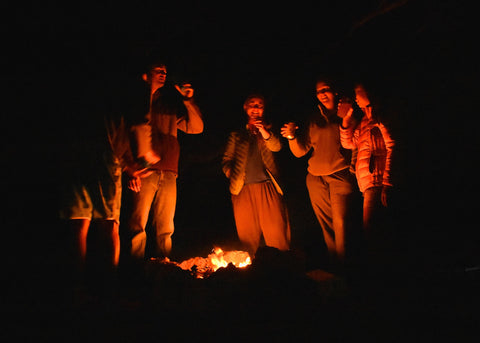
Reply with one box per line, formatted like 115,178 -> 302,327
174,247 -> 252,279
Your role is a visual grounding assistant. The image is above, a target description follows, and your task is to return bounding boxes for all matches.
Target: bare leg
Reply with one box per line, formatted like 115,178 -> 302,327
91,220 -> 121,297
97,220 -> 120,268
70,219 -> 90,283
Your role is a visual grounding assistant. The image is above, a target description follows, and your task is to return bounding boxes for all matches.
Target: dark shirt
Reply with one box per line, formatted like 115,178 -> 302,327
130,86 -> 187,174
244,134 -> 269,184
306,108 -> 350,176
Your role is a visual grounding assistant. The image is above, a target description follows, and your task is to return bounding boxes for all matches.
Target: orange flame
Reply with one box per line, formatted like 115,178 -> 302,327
177,247 -> 252,278
208,247 -> 251,272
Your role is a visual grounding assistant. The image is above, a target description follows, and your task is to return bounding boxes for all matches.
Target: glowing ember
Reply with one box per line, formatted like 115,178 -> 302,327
177,247 -> 252,278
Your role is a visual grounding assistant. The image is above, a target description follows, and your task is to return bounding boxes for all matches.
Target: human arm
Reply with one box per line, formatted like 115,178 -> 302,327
123,163 -> 154,193
175,84 -> 204,134
339,115 -> 357,150
251,119 -> 281,152
381,186 -> 391,207
263,130 -> 282,152
120,120 -> 156,193
280,122 -> 310,157
222,132 -> 237,179
338,102 -> 359,149
379,122 -> 395,207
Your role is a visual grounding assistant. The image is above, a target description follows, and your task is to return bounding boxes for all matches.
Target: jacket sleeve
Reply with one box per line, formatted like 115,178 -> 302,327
222,132 -> 237,179
177,99 -> 204,134
339,124 -> 357,150
263,130 -> 282,152
379,122 -> 395,187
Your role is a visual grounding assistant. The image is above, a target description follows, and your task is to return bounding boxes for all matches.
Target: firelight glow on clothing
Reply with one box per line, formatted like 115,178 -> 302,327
127,89 -> 203,259
339,114 -> 394,193
223,127 -> 290,255
287,105 -> 355,263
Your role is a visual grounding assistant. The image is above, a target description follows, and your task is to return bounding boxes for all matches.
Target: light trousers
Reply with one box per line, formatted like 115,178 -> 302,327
232,181 -> 291,256
128,171 -> 177,259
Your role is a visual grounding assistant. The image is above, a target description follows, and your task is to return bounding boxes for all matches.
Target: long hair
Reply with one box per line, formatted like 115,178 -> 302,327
314,75 -> 339,104
312,76 -> 341,125
353,80 -> 385,124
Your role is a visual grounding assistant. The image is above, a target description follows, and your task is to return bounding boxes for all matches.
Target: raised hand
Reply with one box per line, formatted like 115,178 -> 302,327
175,83 -> 194,99
249,118 -> 271,140
280,122 -> 299,140
337,97 -> 353,119
338,99 -> 355,128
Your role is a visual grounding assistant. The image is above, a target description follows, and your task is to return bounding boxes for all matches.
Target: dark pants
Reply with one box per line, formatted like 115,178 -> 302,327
306,168 -> 355,265
362,186 -> 391,264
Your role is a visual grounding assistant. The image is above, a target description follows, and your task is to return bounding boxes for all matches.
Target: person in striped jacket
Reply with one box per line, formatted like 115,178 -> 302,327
222,94 -> 290,256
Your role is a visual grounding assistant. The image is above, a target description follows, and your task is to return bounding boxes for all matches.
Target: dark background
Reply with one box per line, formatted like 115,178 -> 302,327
4,0 -> 479,282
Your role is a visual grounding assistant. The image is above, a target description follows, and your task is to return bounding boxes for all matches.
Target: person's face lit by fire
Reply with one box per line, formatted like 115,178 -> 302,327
354,84 -> 371,109
244,97 -> 265,122
244,96 -> 271,139
316,81 -> 336,111
143,65 -> 167,93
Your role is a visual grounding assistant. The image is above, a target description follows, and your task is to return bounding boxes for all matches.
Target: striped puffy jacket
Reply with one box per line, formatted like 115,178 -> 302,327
340,115 -> 395,193
222,128 -> 283,196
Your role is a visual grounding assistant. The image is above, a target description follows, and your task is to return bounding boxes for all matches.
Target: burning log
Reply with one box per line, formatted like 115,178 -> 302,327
176,247 -> 252,278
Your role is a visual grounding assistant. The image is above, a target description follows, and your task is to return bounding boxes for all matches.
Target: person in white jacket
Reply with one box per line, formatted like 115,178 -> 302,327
339,82 -> 395,265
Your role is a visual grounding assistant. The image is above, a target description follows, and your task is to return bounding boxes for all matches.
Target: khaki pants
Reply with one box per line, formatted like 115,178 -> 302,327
232,181 -> 290,256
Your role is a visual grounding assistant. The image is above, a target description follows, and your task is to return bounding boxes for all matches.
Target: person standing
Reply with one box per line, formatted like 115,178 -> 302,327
223,94 -> 290,256
281,78 -> 356,270
339,82 -> 395,266
59,110 -> 131,298
125,59 -> 204,261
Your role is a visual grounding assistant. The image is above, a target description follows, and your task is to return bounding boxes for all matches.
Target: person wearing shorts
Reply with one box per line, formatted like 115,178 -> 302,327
60,114 -> 131,297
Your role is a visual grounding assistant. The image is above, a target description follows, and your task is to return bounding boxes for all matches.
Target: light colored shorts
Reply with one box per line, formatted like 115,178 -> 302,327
60,167 -> 122,223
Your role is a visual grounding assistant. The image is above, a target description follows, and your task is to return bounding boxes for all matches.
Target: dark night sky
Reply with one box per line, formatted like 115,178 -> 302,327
5,1 -> 479,264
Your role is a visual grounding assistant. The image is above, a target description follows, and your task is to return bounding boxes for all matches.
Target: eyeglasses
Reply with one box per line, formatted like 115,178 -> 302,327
151,69 -> 167,76
246,104 -> 264,110
316,87 -> 333,95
